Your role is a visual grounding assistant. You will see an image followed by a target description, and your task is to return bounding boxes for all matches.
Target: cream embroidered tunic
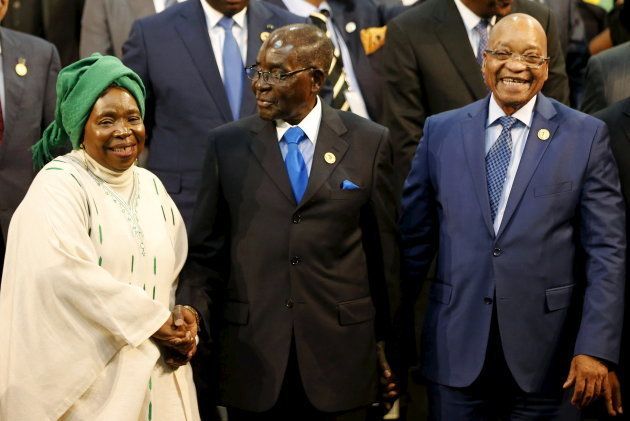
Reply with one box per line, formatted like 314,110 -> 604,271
0,150 -> 200,421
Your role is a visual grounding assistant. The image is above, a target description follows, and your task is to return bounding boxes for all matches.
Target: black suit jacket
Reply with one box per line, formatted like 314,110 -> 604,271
178,104 -> 400,412
594,99 -> 630,411
264,0 -> 406,123
382,0 -> 570,189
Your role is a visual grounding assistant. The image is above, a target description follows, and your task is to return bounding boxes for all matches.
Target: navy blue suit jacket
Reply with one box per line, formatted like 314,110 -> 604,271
264,0 -> 405,123
122,0 -> 302,225
400,94 -> 626,392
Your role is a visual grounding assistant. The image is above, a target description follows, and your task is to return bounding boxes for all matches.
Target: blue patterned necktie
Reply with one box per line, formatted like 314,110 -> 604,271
218,16 -> 244,120
474,19 -> 489,66
486,116 -> 518,221
283,127 -> 308,203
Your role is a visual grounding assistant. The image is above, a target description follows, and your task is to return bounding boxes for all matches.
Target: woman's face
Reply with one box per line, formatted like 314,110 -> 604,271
82,86 -> 145,172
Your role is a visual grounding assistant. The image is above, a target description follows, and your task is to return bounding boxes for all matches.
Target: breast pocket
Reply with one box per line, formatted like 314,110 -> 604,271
534,181 -> 573,197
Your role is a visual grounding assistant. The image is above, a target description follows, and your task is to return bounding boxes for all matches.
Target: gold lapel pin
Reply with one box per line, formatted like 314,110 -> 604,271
15,58 -> 27,77
260,31 -> 270,41
537,128 -> 550,141
324,152 -> 336,164
345,22 -> 357,33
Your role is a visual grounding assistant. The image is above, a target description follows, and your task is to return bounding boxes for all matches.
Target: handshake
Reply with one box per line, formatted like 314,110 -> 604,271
152,305 -> 200,368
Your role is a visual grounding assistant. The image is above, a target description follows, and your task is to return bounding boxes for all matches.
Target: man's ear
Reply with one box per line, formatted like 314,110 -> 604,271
311,68 -> 327,93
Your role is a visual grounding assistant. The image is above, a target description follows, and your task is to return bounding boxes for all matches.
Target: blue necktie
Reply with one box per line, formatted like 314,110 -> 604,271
283,127 -> 308,203
486,116 -> 518,221
474,19 -> 489,66
218,16 -> 244,120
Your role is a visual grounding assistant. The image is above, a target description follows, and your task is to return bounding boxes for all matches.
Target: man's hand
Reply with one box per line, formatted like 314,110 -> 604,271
563,354 -> 609,409
603,371 -> 623,416
376,341 -> 399,411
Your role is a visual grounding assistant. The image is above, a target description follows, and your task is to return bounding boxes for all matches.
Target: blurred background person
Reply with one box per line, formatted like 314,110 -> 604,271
0,0 -> 59,286
0,0 -> 84,66
0,54 -> 200,420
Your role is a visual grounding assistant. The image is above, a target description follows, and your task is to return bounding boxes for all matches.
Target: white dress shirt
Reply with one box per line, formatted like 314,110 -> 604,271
200,0 -> 248,82
275,96 -> 322,175
152,0 -> 186,14
485,94 -> 537,233
453,0 -> 496,59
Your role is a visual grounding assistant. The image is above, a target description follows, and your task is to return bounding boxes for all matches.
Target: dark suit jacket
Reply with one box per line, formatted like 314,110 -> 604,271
80,0 -> 155,59
122,0 -> 302,226
581,41 -> 630,115
400,94 -> 625,392
1,0 -> 84,66
383,0 -> 571,189
594,99 -> 630,413
264,0 -> 406,123
177,104 -> 400,412
0,28 -> 59,244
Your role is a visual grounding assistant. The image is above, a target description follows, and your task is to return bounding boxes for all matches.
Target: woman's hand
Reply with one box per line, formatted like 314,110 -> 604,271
152,305 -> 199,368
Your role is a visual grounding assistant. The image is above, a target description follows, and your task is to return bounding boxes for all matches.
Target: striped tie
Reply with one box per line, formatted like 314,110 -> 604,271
474,19 -> 489,66
309,10 -> 351,111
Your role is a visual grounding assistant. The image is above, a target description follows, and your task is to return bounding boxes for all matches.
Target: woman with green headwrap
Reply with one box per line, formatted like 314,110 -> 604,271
0,55 -> 201,420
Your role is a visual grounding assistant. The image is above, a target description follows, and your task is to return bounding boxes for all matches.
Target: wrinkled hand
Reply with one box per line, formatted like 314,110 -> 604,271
603,371 -> 623,416
376,341 -> 399,411
563,354 -> 609,409
152,306 -> 198,367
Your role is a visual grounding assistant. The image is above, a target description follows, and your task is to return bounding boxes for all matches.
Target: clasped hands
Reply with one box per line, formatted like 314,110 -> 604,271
152,305 -> 199,368
563,354 -> 623,416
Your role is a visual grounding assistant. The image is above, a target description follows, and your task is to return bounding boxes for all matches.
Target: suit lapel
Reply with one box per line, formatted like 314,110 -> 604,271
462,98 -> 495,237
242,0 -> 272,117
434,0 -> 487,100
299,105 -> 349,207
174,0 -> 233,122
128,0 -> 156,18
249,118 -> 296,204
496,95 -> 558,239
1,29 -> 27,139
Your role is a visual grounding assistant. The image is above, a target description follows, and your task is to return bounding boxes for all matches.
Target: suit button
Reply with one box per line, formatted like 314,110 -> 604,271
285,299 -> 294,308
291,256 -> 301,265
492,248 -> 502,257
484,297 -> 493,305
292,214 -> 302,224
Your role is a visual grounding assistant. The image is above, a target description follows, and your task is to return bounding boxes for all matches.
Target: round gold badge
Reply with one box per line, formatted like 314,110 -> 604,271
324,152 -> 336,164
15,59 -> 27,77
537,129 -> 550,141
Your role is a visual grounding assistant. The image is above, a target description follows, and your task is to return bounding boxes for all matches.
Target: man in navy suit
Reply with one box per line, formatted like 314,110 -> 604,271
400,13 -> 625,419
122,0 -> 302,226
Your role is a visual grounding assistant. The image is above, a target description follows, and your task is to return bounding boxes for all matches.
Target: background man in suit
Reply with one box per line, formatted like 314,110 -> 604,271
0,0 -> 60,283
383,0 -> 570,190
581,41 -> 630,114
399,13 -> 625,419
263,0 -> 405,123
122,0 -> 302,227
177,23 -> 399,420
593,99 -> 630,419
0,0 -> 83,66
80,0 -> 175,59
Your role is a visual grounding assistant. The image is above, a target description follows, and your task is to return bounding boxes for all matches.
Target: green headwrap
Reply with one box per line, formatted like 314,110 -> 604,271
32,54 -> 146,169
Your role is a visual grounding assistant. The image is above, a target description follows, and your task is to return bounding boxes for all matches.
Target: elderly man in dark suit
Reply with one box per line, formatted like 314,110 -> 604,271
383,0 -> 570,190
122,0 -> 303,227
400,13 -> 624,419
177,23 -> 400,420
0,0 -> 60,281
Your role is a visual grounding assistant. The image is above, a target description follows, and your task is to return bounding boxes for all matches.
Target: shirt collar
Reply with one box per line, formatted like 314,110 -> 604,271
487,93 -> 538,128
276,96 -> 322,145
453,0 -> 496,34
282,0 -> 332,18
200,0 -> 248,29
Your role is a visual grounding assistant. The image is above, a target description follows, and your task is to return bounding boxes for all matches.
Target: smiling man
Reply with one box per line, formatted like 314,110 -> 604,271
400,13 -> 626,420
178,23 -> 400,420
